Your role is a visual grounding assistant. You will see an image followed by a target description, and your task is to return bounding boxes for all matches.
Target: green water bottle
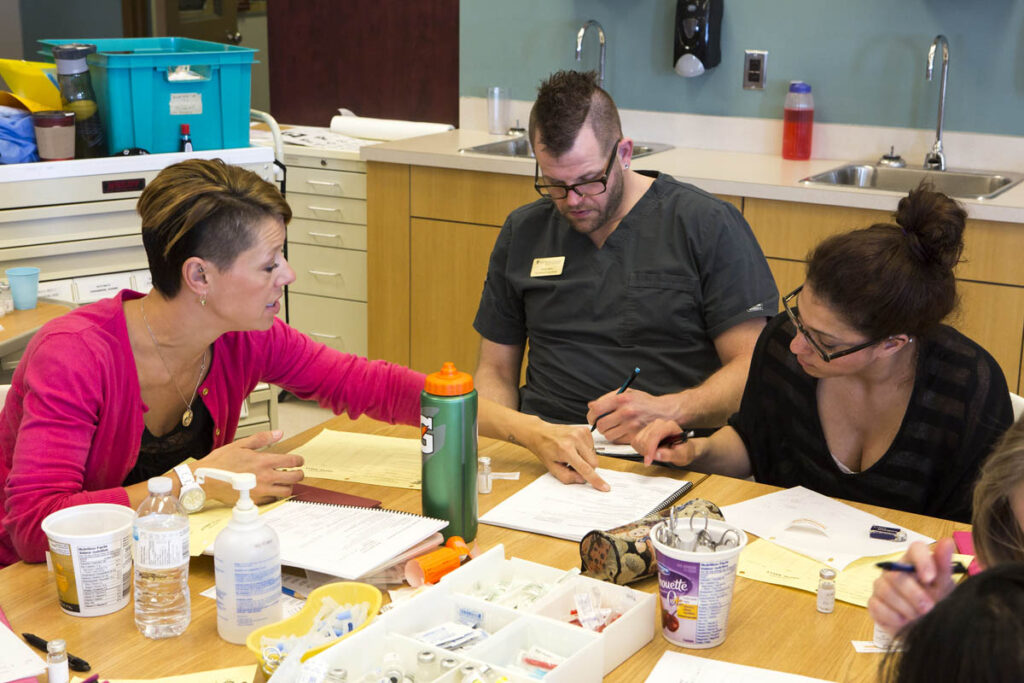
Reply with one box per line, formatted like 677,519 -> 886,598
421,362 -> 478,541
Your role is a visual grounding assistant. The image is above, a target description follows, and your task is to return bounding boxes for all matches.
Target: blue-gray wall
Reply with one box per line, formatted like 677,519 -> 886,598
18,0 -> 123,60
461,0 -> 1024,136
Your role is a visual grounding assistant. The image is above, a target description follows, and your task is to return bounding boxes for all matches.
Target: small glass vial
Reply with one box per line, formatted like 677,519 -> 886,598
46,639 -> 70,683
440,657 -> 460,674
816,568 -> 836,613
0,282 -> 12,316
381,652 -> 405,683
459,663 -> 482,683
477,456 -> 493,494
415,650 -> 437,681
325,667 -> 348,683
873,622 -> 894,649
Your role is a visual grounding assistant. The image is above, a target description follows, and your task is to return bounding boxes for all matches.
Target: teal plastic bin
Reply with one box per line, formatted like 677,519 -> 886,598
39,37 -> 256,155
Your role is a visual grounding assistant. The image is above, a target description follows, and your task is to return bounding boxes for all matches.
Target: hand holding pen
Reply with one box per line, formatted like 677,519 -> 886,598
589,366 -> 640,433
632,419 -> 697,467
867,538 -> 959,634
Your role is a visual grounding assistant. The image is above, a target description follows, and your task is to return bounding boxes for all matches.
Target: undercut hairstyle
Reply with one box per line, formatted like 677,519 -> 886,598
881,562 -> 1024,683
806,183 -> 966,340
528,70 -> 622,156
137,158 -> 291,298
972,419 -> 1024,568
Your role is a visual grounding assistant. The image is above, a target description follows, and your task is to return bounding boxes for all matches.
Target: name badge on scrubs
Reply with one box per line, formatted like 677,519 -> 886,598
530,256 -> 565,277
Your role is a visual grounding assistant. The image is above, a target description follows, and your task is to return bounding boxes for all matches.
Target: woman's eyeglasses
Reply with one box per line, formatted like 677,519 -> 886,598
782,285 -> 885,362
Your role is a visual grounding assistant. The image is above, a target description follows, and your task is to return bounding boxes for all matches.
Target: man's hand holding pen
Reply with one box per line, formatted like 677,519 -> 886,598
633,419 -> 700,467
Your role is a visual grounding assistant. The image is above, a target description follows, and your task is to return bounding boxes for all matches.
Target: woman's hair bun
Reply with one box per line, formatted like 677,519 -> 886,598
893,183 -> 966,271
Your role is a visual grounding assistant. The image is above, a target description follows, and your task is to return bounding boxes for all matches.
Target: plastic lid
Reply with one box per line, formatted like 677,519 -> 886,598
148,476 -> 172,494
50,43 -> 97,60
31,110 -> 75,127
180,123 -> 190,134
788,81 -> 811,93
424,362 -> 473,396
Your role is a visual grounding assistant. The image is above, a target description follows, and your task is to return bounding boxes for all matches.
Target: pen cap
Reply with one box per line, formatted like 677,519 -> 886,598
195,468 -> 258,521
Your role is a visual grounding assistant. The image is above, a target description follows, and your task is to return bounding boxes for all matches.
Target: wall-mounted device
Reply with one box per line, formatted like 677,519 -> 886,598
674,0 -> 723,78
743,49 -> 768,90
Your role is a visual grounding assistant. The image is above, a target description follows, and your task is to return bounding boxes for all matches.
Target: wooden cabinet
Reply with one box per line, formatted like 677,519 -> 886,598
284,148 -> 368,358
745,198 -> 1024,392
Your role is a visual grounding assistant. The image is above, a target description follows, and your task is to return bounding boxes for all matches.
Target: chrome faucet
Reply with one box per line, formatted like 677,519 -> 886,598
924,35 -> 949,171
575,20 -> 606,89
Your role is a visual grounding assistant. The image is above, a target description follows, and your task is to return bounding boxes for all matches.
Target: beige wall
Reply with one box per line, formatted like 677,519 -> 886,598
0,0 -> 24,91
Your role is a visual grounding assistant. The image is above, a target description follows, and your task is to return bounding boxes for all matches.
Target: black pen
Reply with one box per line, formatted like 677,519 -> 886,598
22,632 -> 91,672
658,430 -> 695,449
590,366 -> 640,432
875,561 -> 969,575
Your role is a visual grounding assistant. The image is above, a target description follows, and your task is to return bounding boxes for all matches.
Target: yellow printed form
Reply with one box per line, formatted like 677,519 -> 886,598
292,429 -> 422,489
188,499 -> 288,556
74,665 -> 257,683
736,538 -> 971,607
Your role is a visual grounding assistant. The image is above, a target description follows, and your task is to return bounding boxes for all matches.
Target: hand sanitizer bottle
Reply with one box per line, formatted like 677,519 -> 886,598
195,468 -> 282,643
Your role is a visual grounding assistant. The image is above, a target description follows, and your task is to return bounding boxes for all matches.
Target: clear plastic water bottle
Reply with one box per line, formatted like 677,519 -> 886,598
782,80 -> 814,160
133,476 -> 191,638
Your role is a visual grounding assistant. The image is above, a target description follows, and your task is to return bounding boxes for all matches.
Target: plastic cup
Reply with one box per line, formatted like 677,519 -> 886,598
5,266 -> 40,310
41,503 -> 135,617
487,86 -> 510,135
650,519 -> 748,648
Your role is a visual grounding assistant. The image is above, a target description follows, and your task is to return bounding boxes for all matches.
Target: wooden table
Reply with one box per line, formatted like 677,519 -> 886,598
0,415 -> 967,682
0,300 -> 74,358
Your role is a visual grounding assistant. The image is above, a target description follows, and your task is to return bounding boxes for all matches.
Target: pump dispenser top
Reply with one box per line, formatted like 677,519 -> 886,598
195,469 -> 258,521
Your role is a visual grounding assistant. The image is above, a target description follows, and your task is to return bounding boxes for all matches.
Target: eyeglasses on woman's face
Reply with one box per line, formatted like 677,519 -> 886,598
782,285 -> 886,362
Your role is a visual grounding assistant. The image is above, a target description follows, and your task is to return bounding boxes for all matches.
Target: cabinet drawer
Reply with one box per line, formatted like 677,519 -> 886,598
288,243 -> 367,300
283,151 -> 365,173
1,238 -> 148,282
288,293 -> 367,357
288,218 -> 366,250
289,167 -> 367,199
0,199 -> 139,249
290,194 -> 366,225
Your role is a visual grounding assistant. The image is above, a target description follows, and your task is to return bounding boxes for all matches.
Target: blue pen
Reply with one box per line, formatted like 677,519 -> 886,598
591,367 -> 640,432
875,561 -> 968,574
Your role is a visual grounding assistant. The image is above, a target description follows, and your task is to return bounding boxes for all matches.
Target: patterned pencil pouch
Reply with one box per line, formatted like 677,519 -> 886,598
578,498 -> 724,585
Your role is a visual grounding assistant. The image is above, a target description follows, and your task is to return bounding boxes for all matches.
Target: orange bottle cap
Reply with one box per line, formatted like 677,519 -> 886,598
424,362 -> 474,396
405,546 -> 461,586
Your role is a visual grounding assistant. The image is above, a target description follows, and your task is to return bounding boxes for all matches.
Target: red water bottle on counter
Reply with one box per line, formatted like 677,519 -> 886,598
782,81 -> 814,160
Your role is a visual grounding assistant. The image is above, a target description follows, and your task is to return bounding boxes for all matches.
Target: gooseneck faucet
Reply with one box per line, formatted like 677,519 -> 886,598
924,35 -> 949,171
576,20 -> 606,89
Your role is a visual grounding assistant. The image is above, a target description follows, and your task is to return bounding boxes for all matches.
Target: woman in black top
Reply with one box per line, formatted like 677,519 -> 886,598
633,185 -> 1013,522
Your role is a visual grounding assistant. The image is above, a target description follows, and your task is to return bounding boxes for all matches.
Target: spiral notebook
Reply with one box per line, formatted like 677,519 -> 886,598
480,468 -> 694,542
221,501 -> 447,580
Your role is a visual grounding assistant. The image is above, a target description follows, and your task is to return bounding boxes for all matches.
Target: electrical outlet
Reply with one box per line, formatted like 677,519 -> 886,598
743,49 -> 768,90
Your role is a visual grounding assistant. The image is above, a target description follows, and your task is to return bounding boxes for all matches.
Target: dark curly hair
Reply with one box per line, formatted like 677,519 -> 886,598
806,183 -> 966,339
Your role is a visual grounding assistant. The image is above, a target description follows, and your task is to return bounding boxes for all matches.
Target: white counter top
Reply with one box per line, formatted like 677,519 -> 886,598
361,129 -> 1024,224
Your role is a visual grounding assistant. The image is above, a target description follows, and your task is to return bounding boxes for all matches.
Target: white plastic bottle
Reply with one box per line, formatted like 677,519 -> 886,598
195,467 -> 282,643
133,476 -> 191,638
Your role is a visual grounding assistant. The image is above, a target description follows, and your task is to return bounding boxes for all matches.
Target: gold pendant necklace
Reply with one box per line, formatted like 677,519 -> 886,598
140,298 -> 207,427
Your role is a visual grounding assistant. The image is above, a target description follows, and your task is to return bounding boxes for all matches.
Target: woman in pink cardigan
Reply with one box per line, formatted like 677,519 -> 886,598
0,159 -> 608,566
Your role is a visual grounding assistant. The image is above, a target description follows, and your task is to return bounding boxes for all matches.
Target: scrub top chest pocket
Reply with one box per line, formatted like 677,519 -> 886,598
621,272 -> 701,346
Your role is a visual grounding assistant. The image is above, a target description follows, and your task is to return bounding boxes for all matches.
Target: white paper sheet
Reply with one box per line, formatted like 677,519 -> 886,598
479,468 -> 692,541
0,622 -> 45,681
588,427 -> 640,457
645,651 -> 836,683
720,486 -> 933,571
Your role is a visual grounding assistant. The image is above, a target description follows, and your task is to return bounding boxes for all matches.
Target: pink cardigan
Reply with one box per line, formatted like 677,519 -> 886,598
0,290 -> 426,565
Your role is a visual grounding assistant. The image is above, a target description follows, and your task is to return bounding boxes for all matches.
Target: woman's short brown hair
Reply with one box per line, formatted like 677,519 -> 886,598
806,184 -> 966,340
972,419 -> 1024,568
137,158 -> 291,297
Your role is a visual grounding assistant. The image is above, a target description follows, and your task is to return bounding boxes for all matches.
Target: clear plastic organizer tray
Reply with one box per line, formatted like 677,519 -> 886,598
303,545 -> 655,681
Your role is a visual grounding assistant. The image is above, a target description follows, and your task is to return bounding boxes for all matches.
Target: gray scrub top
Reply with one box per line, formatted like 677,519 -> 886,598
473,172 -> 778,424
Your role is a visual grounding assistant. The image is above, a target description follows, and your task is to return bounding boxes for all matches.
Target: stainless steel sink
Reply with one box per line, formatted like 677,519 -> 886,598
459,137 -> 673,159
800,163 -> 1024,200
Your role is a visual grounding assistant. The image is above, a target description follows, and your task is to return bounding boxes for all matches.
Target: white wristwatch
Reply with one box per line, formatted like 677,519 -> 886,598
173,463 -> 206,514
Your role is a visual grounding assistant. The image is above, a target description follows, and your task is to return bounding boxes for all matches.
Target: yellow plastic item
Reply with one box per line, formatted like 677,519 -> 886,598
246,581 -> 383,674
0,59 -> 60,111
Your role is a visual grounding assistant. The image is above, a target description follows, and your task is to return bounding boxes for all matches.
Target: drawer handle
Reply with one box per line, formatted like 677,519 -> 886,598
306,180 -> 340,188
310,332 -> 340,340
308,270 -> 342,278
307,205 -> 340,213
307,231 -> 340,239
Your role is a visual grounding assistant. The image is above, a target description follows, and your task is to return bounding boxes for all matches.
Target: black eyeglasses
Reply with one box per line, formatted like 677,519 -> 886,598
534,138 -> 622,199
782,285 -> 884,362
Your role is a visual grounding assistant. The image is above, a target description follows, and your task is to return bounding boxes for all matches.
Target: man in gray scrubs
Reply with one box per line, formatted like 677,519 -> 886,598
473,70 -> 777,487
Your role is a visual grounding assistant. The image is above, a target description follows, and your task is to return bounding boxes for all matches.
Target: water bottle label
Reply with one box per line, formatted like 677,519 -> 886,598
134,526 -> 189,570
